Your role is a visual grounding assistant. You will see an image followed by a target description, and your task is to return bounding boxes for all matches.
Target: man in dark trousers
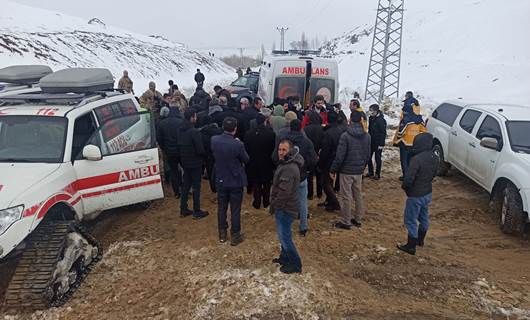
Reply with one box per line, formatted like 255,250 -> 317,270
303,110 -> 324,200
331,112 -> 371,230
244,114 -> 276,209
271,139 -> 304,274
178,108 -> 209,219
211,117 -> 249,245
318,112 -> 345,211
156,106 -> 184,198
366,104 -> 387,180
273,119 -> 317,236
194,68 -> 205,87
398,132 -> 438,255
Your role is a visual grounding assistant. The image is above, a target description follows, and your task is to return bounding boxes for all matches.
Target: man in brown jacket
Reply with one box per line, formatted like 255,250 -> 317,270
270,139 -> 304,274
139,81 -> 163,113
117,70 -> 134,94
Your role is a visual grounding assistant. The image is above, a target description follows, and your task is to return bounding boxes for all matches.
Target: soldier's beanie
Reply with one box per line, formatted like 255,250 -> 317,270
285,111 -> 298,122
223,117 -> 238,132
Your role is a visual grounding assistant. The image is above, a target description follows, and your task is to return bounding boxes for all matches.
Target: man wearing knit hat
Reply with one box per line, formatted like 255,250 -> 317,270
330,111 -> 371,230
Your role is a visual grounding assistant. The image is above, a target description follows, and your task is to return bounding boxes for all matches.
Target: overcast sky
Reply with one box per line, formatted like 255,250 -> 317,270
12,0 -> 374,50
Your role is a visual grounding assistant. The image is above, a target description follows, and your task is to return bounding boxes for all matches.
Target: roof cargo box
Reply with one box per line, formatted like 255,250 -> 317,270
40,68 -> 114,93
0,65 -> 53,84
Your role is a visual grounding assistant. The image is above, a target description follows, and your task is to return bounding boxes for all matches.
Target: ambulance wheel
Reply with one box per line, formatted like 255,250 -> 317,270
499,183 -> 528,238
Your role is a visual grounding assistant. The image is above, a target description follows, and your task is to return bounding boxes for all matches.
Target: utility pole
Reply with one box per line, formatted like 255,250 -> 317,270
365,0 -> 405,103
276,27 -> 289,51
237,47 -> 244,67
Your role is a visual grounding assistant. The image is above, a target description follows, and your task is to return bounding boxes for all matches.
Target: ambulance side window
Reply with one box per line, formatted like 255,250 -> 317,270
87,112 -> 154,157
72,112 -> 97,161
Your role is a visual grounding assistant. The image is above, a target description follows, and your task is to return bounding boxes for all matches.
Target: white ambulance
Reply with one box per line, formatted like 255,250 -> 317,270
0,67 -> 163,308
258,50 -> 339,106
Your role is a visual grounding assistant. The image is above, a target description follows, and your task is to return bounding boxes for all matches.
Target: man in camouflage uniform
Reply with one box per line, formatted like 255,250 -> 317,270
118,70 -> 134,94
140,81 -> 163,111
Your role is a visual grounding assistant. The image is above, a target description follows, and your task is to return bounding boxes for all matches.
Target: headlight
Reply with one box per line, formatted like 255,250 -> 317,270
0,205 -> 24,235
231,93 -> 238,98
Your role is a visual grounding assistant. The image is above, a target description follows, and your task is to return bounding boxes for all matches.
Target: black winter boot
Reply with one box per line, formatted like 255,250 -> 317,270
417,229 -> 427,247
219,229 -> 227,243
397,235 -> 417,255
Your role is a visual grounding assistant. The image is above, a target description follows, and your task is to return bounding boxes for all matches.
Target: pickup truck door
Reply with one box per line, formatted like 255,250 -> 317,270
72,111 -> 163,214
448,109 -> 483,173
466,114 -> 503,188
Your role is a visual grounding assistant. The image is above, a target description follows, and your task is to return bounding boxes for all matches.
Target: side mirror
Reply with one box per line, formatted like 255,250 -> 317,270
82,144 -> 102,161
480,137 -> 498,150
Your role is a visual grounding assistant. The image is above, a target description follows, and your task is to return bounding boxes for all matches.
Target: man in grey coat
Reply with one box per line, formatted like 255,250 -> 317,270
330,112 -> 371,229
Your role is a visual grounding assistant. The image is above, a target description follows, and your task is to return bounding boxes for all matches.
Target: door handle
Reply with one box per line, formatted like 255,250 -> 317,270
451,131 -> 457,136
469,142 -> 476,148
134,156 -> 154,164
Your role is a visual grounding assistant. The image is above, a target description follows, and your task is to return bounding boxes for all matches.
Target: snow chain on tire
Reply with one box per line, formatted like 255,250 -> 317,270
2,220 -> 102,311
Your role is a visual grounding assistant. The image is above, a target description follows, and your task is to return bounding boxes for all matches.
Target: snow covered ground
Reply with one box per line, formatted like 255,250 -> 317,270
323,0 -> 530,119
0,1 -> 233,95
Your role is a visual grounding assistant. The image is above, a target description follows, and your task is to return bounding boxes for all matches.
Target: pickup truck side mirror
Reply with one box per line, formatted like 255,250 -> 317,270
480,137 -> 498,150
82,144 -> 102,161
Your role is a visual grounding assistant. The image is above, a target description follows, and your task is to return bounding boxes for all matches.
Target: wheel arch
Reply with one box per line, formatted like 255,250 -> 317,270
42,202 -> 77,222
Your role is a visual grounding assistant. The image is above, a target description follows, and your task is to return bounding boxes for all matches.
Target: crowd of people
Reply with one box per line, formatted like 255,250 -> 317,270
117,69 -> 437,274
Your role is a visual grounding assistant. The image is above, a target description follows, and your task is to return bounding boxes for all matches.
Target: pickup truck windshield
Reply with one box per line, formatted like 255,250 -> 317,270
507,121 -> 530,154
0,115 -> 67,163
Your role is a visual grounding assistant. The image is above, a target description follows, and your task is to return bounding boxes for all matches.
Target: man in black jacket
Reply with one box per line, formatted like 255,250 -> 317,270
244,114 -> 276,209
178,108 -> 209,219
398,132 -> 438,255
318,112 -> 345,211
194,69 -> 205,87
189,87 -> 211,113
216,96 -> 248,140
273,119 -> 317,236
304,111 -> 324,200
330,112 -> 371,230
366,104 -> 387,180
156,106 -> 184,198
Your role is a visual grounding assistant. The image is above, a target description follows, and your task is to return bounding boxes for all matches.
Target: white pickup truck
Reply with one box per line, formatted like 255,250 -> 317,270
427,100 -> 530,237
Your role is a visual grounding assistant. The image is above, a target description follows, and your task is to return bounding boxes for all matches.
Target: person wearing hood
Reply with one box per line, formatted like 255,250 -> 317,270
366,104 -> 387,180
178,108 -> 209,220
118,70 -> 134,94
189,86 -> 212,113
156,106 -> 184,198
211,117 -> 249,246
304,110 -> 324,200
273,119 -> 317,237
398,132 -> 438,255
270,104 -> 287,134
317,112 -> 345,211
271,139 -> 304,274
139,81 -> 163,114
244,114 -> 276,209
331,112 -> 371,230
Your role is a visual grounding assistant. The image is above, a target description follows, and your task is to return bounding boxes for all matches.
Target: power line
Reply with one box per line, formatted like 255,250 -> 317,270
276,27 -> 289,51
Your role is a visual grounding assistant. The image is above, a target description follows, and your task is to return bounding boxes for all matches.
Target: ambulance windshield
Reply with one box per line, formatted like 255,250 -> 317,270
0,115 -> 67,163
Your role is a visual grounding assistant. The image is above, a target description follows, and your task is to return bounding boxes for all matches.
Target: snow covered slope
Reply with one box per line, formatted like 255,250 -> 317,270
0,1 -> 233,93
322,0 -> 530,107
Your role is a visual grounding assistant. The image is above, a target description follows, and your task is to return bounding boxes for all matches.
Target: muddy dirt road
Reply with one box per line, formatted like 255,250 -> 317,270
1,148 -> 529,319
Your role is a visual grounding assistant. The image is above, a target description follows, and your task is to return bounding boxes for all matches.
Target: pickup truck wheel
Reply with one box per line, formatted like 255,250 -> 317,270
499,183 -> 527,237
138,201 -> 153,210
432,144 -> 450,176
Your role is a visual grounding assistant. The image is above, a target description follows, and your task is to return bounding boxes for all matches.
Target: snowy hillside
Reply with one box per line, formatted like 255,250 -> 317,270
322,0 -> 530,109
0,1 -> 233,93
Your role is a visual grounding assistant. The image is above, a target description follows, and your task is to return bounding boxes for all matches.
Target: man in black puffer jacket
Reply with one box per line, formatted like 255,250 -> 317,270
178,108 -> 209,219
397,132 -> 438,255
331,112 -> 371,230
304,110 -> 324,200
